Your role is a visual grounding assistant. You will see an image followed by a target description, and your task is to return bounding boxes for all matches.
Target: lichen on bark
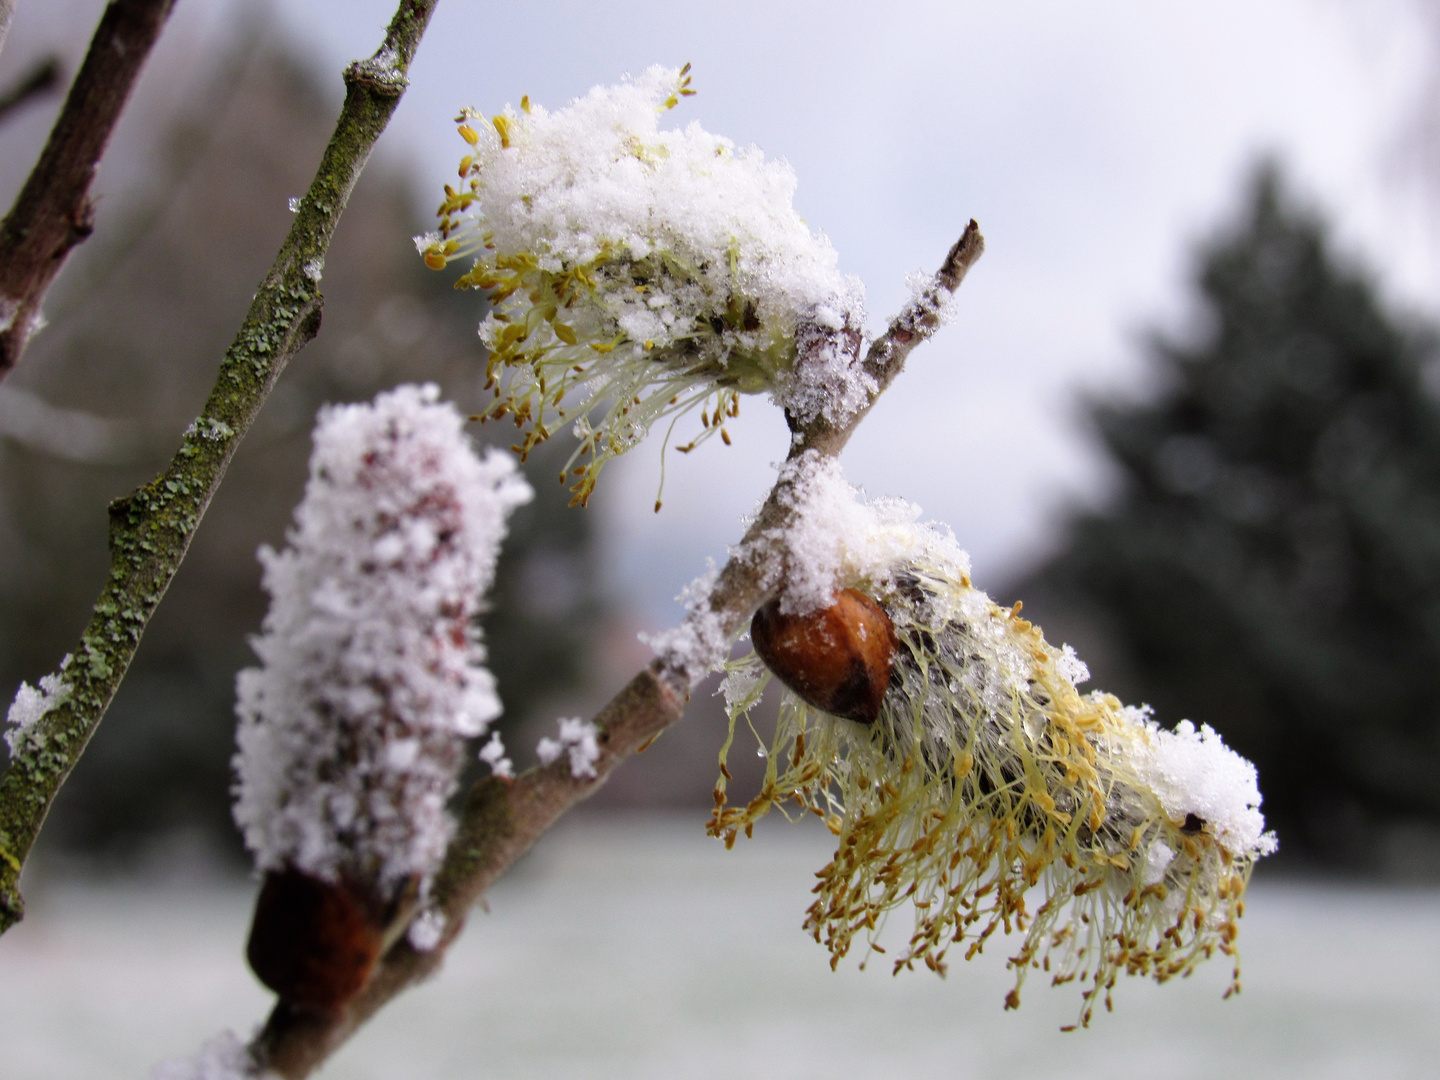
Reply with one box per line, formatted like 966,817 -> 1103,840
0,0 -> 439,935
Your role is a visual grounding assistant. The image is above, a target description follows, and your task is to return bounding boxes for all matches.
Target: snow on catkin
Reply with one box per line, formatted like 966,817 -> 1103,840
713,461 -> 1275,1026
232,384 -> 532,897
417,66 -> 867,505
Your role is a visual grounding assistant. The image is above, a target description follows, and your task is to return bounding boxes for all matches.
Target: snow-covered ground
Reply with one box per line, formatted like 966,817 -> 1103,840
3,815 -> 1439,1080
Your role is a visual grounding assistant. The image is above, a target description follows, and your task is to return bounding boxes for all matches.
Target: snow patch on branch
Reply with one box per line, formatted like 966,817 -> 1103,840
4,658 -> 71,755
536,717 -> 601,779
150,1031 -> 256,1080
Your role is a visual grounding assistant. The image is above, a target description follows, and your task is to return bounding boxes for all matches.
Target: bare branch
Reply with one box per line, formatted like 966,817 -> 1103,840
0,0 -> 175,377
249,224 -> 985,1079
0,0 -> 439,936
0,55 -> 61,124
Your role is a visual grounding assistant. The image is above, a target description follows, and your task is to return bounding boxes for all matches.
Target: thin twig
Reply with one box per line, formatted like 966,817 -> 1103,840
0,0 -> 175,377
0,55 -> 62,124
0,0 -> 439,935
250,221 -> 985,1079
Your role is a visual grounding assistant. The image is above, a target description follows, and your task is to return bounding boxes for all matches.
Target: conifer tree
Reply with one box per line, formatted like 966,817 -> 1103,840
1032,164 -> 1440,864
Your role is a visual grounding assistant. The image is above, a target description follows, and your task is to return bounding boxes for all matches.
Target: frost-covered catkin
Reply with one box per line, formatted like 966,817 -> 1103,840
417,66 -> 867,506
712,459 -> 1275,1027
232,384 -> 532,901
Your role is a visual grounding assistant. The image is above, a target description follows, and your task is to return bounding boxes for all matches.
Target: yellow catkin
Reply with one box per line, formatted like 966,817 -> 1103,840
711,568 -> 1259,1028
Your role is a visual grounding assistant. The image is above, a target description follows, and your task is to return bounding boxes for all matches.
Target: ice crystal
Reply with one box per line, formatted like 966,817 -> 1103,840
418,66 -> 866,505
479,730 -> 515,779
712,467 -> 1274,1027
232,384 -> 531,898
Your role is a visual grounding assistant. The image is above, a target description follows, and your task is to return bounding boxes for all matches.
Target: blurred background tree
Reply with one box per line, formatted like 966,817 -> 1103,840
0,21 -> 605,866
1019,163 -> 1440,870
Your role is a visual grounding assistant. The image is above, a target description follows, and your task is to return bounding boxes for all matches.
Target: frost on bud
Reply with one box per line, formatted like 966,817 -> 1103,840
713,463 -> 1275,1028
232,384 -> 531,1009
417,66 -> 866,506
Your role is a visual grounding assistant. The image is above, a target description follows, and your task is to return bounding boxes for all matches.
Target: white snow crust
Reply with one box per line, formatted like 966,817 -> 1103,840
1125,715 -> 1279,860
773,452 -> 970,615
459,66 -> 855,346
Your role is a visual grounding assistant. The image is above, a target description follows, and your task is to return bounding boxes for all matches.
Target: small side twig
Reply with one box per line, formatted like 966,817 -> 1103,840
0,55 -> 62,124
0,0 -> 438,936
250,222 -> 985,1079
0,0 -> 175,377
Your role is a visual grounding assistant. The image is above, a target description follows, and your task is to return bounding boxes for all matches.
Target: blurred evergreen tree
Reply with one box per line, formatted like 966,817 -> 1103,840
1028,164 -> 1440,866
0,23 -> 602,863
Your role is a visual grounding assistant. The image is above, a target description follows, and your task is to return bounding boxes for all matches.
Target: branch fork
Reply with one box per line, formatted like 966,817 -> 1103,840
250,220 -> 985,1077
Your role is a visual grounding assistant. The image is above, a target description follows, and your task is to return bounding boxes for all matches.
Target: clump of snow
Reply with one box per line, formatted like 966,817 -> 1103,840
5,659 -> 71,755
232,384 -> 531,897
440,65 -> 855,357
478,730 -> 514,779
407,907 -> 447,952
536,717 -> 602,779
420,66 -> 870,500
151,1031 -> 254,1080
1125,716 -> 1278,859
773,452 -> 970,615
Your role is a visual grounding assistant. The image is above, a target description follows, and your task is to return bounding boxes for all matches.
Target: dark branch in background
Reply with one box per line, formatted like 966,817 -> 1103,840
0,0 -> 175,378
0,55 -> 62,125
0,1 -> 14,59
0,0 -> 439,934
250,220 -> 986,1079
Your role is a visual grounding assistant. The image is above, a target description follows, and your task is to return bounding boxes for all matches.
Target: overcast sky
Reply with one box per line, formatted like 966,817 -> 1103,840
6,0 -> 1439,626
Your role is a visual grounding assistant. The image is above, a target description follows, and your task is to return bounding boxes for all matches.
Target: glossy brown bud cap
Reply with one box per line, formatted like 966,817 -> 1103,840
246,867 -> 385,1014
751,588 -> 896,724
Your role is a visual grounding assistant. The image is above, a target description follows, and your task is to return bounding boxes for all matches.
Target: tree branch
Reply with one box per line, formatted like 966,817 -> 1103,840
0,0 -> 175,377
0,0 -> 439,935
0,1 -> 14,60
249,221 -> 985,1079
0,55 -> 61,125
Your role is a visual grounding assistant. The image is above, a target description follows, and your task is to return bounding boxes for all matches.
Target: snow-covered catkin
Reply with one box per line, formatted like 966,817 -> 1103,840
712,461 -> 1275,1028
232,384 -> 531,1009
417,66 -> 867,506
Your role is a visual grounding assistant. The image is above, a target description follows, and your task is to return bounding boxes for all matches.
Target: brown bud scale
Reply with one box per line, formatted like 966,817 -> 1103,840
246,867 -> 385,1014
750,588 -> 896,725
